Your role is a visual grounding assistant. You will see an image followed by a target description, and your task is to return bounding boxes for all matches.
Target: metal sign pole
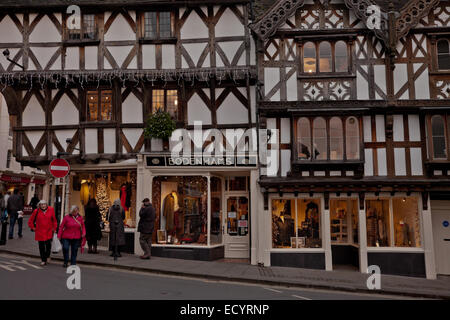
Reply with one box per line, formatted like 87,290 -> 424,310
60,177 -> 66,224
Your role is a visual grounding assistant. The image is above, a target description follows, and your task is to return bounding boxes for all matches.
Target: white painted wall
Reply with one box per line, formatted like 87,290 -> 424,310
52,93 -> 79,125
187,92 -> 212,125
104,12 -> 135,41
22,96 -> 45,127
122,93 -> 143,124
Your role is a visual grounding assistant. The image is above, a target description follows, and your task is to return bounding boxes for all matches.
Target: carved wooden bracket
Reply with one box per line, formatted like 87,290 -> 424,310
422,192 -> 429,211
359,192 -> 365,210
324,192 -> 329,210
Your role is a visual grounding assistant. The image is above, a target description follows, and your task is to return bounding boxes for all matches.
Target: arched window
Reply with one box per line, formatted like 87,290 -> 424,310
346,117 -> 360,160
297,118 -> 311,160
431,115 -> 447,159
437,39 -> 450,70
330,117 -> 343,160
303,42 -> 316,73
313,117 -> 327,160
319,42 -> 332,72
335,41 -> 348,72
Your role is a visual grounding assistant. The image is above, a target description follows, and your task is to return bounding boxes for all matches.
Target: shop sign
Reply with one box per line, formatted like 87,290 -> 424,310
146,155 -> 257,167
0,175 -> 31,184
238,220 -> 248,228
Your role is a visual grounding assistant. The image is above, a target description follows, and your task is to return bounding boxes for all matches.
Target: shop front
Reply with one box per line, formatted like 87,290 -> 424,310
264,191 -> 432,277
0,173 -> 47,209
139,154 -> 258,262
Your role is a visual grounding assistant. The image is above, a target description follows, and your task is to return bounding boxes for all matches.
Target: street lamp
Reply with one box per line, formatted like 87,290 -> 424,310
2,49 -> 25,70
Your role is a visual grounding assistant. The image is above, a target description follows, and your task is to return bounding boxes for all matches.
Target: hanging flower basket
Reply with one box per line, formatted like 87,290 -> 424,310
144,110 -> 176,150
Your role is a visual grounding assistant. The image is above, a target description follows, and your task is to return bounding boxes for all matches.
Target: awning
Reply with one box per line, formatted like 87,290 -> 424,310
0,174 -> 31,184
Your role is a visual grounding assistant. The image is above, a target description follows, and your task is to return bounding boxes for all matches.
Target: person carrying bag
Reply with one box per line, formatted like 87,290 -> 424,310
58,205 -> 86,268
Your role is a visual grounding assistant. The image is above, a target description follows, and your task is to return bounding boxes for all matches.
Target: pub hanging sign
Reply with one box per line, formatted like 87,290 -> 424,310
146,155 -> 257,167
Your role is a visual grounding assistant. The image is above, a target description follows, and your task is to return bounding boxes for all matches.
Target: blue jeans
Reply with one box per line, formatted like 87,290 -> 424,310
9,213 -> 22,238
61,238 -> 81,265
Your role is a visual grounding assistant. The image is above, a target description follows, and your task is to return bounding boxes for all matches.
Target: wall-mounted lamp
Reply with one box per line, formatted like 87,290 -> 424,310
3,49 -> 25,70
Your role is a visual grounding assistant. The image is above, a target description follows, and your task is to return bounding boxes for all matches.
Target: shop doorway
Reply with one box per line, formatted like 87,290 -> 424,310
431,200 -> 450,275
224,195 -> 249,258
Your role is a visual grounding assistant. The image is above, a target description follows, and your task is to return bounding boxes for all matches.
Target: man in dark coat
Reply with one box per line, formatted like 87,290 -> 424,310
138,198 -> 156,259
7,189 -> 24,239
29,194 -> 40,211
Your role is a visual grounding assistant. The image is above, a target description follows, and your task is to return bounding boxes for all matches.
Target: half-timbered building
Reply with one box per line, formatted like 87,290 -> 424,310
250,0 -> 450,278
0,0 -> 258,260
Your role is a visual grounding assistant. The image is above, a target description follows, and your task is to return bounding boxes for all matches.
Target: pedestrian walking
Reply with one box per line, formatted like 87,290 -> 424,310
107,199 -> 125,258
58,205 -> 86,268
138,198 -> 155,259
0,192 -> 6,221
7,189 -> 24,239
29,194 -> 40,211
84,198 -> 102,254
28,200 -> 57,266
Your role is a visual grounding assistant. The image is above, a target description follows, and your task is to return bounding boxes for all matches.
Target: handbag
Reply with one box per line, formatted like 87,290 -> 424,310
51,233 -> 61,253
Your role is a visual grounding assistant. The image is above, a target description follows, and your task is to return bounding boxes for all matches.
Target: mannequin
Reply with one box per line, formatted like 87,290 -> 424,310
395,220 -> 410,246
162,191 -> 178,236
366,207 -> 377,246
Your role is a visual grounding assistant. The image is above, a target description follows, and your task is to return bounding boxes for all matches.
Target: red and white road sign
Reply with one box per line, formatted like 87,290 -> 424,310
49,158 -> 70,178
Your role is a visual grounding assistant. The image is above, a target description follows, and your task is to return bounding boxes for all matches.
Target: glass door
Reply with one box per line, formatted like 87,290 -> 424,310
224,196 -> 249,258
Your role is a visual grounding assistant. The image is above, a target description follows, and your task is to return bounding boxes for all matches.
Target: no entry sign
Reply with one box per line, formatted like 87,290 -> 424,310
49,158 -> 70,178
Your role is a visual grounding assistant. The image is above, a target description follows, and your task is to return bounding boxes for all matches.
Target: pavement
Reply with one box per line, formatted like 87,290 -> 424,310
1,217 -> 450,300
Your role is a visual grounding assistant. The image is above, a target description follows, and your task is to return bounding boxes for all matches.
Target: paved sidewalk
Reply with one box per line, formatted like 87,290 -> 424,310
1,218 -> 449,299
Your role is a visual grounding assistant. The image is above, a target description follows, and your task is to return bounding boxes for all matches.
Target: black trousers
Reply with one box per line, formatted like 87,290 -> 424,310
38,240 -> 52,262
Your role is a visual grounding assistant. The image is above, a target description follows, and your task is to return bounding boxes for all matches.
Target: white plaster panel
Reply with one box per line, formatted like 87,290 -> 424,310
250,86 -> 256,123
410,148 -> 423,176
25,131 -> 44,148
215,8 -> 244,37
364,149 -> 373,176
107,46 -> 133,68
183,43 -> 208,68
377,148 -> 387,176
250,37 -> 256,65
29,15 -> 61,42
122,128 -> 142,152
363,116 -> 372,142
162,45 -> 175,69
122,93 -> 143,124
414,65 -> 429,99
22,147 -> 28,157
280,118 -> 290,144
266,118 -> 276,129
187,93 -> 212,125
54,130 -> 77,155
65,47 -> 79,70
264,68 -> 280,101
314,171 -> 326,176
0,48 -> 21,70
216,41 -> 243,67
394,63 -> 408,99
281,150 -> 291,177
408,115 -> 421,141
85,129 -> 98,154
181,11 -> 208,39
357,70 -> 369,100
286,70 -> 298,101
85,47 -> 98,70
30,47 -> 59,69
22,96 -> 45,126
375,115 -> 385,142
103,129 -> 116,154
266,150 -> 278,177
216,93 -> 248,124
142,45 -> 156,69
394,148 -> 407,176
53,94 -> 79,125
0,15 -> 22,43
374,65 -> 386,99
393,114 -> 404,142
104,14 -> 135,41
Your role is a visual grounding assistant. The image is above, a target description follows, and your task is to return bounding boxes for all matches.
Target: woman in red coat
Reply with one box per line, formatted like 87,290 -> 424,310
28,200 -> 57,266
58,205 -> 86,268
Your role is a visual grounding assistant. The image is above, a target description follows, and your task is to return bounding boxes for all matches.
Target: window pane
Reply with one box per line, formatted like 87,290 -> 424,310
313,117 -> 327,160
87,91 -> 98,121
68,25 -> 81,40
83,14 -> 96,39
437,40 -> 450,70
330,199 -> 358,244
319,42 -> 332,72
335,41 -> 348,72
431,115 -> 447,159
393,198 -> 421,247
303,42 -> 316,73
152,90 -> 164,113
144,12 -> 157,38
160,12 -> 172,38
210,177 -> 222,245
166,90 -> 178,118
366,199 -> 391,247
297,199 -> 322,248
100,90 -> 112,121
272,199 -> 295,248
330,117 -> 343,160
346,117 -> 360,160
297,118 -> 311,160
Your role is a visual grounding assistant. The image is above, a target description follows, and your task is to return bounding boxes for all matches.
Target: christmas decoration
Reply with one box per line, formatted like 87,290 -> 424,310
144,109 -> 176,140
96,177 -> 110,222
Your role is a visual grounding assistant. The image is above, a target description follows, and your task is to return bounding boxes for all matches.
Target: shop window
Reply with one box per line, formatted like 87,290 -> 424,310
296,116 -> 361,161
226,176 -> 247,192
66,14 -> 97,41
330,199 -> 358,244
152,176 -> 208,245
301,40 -> 351,75
430,115 -> 448,159
152,89 -> 178,119
272,198 -> 321,248
437,39 -> 450,70
210,177 -> 222,245
143,12 -> 173,39
87,90 -> 112,121
366,197 -> 421,248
